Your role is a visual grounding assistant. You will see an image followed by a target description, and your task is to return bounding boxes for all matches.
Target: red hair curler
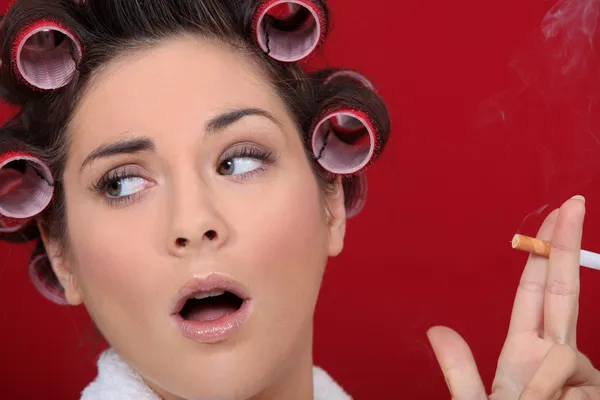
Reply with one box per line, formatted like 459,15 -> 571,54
253,0 -> 327,62
29,241 -> 68,305
0,217 -> 40,243
12,19 -> 83,90
0,215 -> 31,233
311,108 -> 380,175
342,172 -> 368,218
0,152 -> 54,225
322,69 -> 375,92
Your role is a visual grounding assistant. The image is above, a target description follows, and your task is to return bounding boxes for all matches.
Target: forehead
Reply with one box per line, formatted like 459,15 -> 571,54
69,36 -> 287,152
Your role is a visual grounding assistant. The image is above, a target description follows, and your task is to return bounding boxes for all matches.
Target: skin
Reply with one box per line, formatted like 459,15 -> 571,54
32,32 -> 598,400
40,36 -> 346,400
428,196 -> 600,399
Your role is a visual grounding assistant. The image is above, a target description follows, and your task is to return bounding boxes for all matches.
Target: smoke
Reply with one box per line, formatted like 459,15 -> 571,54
513,0 -> 600,100
477,0 -> 600,206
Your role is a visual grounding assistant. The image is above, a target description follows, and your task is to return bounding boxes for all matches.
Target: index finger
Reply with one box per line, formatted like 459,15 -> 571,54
507,208 -> 558,336
543,195 -> 586,346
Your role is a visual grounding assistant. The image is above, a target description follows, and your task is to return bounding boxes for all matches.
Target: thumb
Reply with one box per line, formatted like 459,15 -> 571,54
427,326 -> 488,400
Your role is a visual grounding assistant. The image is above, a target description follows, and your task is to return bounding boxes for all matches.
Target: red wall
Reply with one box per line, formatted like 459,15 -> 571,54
2,0 -> 600,398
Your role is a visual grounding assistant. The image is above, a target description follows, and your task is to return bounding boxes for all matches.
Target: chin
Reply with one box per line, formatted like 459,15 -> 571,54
144,346 -> 290,400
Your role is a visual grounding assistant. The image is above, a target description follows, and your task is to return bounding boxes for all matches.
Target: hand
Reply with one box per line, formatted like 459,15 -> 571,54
427,196 -> 600,399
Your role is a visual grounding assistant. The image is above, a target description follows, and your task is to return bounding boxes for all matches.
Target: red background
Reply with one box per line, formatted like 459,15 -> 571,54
2,0 -> 600,398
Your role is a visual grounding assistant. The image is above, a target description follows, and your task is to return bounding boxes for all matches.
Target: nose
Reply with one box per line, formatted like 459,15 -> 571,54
167,178 -> 229,257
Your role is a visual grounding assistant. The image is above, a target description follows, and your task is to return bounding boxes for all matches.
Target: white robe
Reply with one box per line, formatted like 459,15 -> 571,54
81,348 -> 352,400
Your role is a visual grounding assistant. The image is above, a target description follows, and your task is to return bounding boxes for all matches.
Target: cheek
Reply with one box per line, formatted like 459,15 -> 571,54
228,172 -> 329,310
239,180 -> 325,266
64,191 -> 158,321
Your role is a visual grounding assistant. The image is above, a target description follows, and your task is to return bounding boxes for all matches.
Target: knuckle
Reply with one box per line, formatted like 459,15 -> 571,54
551,240 -> 576,254
546,279 -> 579,297
555,344 -> 578,370
519,279 -> 546,294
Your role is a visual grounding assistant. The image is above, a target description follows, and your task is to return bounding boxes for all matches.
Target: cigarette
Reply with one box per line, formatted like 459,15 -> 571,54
511,234 -> 600,271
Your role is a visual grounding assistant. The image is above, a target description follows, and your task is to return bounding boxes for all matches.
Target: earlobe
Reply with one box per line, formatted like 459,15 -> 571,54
35,219 -> 83,306
325,176 -> 346,257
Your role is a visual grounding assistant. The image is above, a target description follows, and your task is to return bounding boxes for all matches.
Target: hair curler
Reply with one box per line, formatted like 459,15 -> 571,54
322,69 -> 375,91
29,240 -> 68,305
0,152 -> 54,226
0,217 -> 39,243
311,107 -> 380,175
0,215 -> 31,234
342,172 -> 368,218
253,0 -> 327,62
12,20 -> 83,90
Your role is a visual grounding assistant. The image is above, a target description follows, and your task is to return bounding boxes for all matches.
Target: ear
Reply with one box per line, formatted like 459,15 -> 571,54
36,219 -> 83,306
324,176 -> 346,257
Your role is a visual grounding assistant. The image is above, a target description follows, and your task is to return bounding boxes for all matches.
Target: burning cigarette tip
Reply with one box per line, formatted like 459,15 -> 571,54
511,234 -> 551,258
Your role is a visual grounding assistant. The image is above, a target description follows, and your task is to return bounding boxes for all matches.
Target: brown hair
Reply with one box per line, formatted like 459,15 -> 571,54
0,0 -> 390,301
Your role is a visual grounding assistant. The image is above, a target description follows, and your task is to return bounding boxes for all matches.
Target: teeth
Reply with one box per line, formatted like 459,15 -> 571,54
192,290 -> 225,300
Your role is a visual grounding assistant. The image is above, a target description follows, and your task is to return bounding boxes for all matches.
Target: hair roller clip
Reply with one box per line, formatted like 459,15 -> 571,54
311,108 -> 380,175
0,152 -> 54,226
322,69 -> 375,92
29,240 -> 68,305
254,0 -> 327,62
12,20 -> 83,90
342,172 -> 368,218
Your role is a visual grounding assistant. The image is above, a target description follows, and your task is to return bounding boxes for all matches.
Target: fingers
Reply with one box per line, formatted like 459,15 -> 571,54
507,209 -> 559,335
427,326 -> 488,400
519,344 -> 578,400
519,345 -> 600,400
560,389 -> 599,400
544,196 -> 586,346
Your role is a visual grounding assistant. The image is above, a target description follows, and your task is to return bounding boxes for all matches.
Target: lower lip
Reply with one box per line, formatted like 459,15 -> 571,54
171,300 -> 253,344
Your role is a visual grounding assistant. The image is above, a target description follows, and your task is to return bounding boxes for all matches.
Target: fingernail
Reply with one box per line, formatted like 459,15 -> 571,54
571,195 -> 586,203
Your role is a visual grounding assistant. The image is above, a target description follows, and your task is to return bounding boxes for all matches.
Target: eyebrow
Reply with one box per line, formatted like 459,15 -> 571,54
80,108 -> 281,171
205,108 -> 282,135
80,137 -> 154,171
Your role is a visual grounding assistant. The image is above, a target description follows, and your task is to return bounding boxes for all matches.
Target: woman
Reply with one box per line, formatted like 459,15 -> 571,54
0,0 -> 597,398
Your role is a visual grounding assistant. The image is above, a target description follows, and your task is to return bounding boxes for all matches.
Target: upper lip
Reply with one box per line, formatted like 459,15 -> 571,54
170,273 -> 251,315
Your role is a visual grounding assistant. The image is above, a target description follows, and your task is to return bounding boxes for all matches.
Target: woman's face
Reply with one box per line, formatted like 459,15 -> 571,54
47,37 -> 346,399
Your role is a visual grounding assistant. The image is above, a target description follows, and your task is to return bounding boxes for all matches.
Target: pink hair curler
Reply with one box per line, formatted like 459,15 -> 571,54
12,20 -> 83,90
0,152 -> 54,224
311,108 -> 380,175
254,0 -> 327,62
343,172 -> 368,218
323,69 -> 375,91
29,241 -> 68,305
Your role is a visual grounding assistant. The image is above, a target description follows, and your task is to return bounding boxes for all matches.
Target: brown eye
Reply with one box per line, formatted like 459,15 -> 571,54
216,149 -> 266,177
218,159 -> 234,175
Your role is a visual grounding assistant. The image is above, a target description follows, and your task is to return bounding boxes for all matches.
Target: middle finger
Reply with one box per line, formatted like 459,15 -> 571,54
543,195 -> 585,346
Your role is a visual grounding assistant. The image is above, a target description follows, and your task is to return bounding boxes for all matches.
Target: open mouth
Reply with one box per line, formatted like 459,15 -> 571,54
171,274 -> 252,342
178,290 -> 244,322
